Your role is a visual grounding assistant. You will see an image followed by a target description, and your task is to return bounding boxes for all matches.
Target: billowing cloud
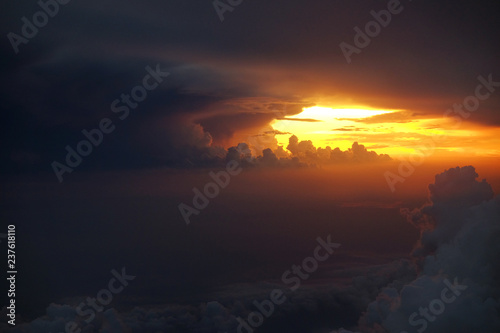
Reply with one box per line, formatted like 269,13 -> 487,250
348,166 -> 500,333
218,134 -> 392,169
285,135 -> 392,164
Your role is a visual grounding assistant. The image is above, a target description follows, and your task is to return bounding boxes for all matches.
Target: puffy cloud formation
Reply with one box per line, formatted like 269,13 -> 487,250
402,166 -> 495,259
137,117 -> 391,169
285,135 -> 391,165
203,132 -> 391,169
349,166 -> 500,333
225,142 -> 306,168
1,274 -> 405,333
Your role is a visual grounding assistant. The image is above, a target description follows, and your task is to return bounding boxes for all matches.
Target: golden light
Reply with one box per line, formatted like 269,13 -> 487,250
268,104 -> 500,158
286,106 -> 396,121
272,106 -> 401,153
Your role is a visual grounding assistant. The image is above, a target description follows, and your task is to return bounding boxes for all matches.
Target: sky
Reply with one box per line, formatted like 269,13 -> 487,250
1,0 -> 500,332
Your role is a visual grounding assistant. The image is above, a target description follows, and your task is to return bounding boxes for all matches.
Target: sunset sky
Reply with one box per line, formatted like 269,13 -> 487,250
2,0 -> 500,174
1,1 -> 500,332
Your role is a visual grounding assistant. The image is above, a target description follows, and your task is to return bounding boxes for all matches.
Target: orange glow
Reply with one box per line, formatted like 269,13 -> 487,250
271,105 -> 500,158
286,106 -> 396,120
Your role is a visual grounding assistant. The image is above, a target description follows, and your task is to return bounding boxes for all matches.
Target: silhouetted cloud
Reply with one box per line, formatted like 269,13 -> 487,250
351,166 -> 500,333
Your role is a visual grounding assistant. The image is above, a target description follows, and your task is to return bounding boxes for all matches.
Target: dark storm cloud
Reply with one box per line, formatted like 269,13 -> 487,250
198,112 -> 277,143
2,0 -> 499,174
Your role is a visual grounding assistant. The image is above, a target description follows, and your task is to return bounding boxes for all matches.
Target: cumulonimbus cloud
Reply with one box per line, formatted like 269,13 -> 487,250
343,166 -> 500,333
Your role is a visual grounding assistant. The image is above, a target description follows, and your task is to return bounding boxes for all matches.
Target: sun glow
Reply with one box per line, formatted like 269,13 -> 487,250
286,106 -> 396,121
268,104 -> 500,158
272,106 -> 403,153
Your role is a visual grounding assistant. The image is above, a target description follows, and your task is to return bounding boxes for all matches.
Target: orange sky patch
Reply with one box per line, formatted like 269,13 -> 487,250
269,105 -> 500,158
